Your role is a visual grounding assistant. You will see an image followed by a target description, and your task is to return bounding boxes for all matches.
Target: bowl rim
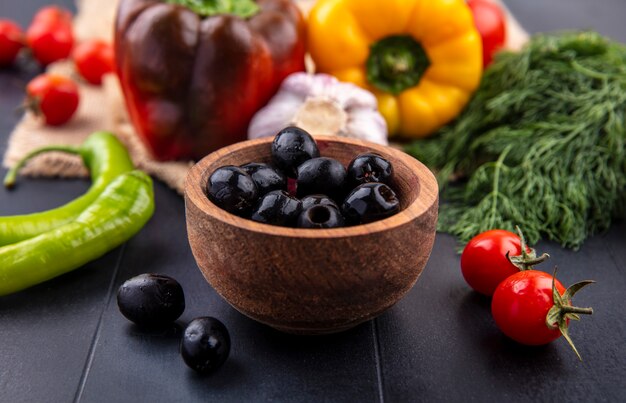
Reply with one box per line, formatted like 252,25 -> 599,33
184,135 -> 438,239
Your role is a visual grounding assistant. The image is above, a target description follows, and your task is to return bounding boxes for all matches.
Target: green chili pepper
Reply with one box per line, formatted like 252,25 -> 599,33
0,170 -> 154,296
0,132 -> 134,246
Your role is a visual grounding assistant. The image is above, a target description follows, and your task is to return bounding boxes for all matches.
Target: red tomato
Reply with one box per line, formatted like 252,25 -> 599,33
26,73 -> 79,126
491,270 -> 566,345
73,39 -> 115,85
467,0 -> 506,67
460,229 -> 524,296
25,6 -> 74,66
0,19 -> 24,67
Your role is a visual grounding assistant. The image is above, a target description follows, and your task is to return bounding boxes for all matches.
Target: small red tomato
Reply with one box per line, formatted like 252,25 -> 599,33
492,270 -> 594,360
0,19 -> 24,67
26,73 -> 79,126
467,0 -> 506,67
492,271 -> 567,345
25,6 -> 74,66
461,229 -> 525,296
73,39 -> 115,85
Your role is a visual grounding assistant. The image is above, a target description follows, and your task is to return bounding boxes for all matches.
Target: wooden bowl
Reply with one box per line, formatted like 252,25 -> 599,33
184,136 -> 438,334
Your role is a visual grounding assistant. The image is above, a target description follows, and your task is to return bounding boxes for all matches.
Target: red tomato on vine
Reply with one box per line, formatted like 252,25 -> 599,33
25,6 -> 74,66
26,73 -> 79,126
492,269 -> 594,360
0,19 -> 24,67
73,39 -> 115,85
461,228 -> 549,296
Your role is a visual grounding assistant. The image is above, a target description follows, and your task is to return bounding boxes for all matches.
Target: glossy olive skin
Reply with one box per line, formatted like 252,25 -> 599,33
271,126 -> 319,177
180,317 -> 231,374
297,204 -> 345,228
342,183 -> 400,225
117,273 -> 185,327
241,162 -> 287,196
300,194 -> 339,210
296,157 -> 347,201
207,166 -> 258,216
250,190 -> 302,227
347,153 -> 393,188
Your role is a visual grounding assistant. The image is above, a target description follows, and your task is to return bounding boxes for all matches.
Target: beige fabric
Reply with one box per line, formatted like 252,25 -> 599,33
2,0 -> 528,195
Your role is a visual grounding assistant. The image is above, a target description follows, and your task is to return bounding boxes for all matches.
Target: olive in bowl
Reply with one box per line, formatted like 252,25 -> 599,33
184,135 -> 438,334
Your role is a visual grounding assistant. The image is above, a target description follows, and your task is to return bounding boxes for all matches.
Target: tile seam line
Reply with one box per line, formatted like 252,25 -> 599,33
372,318 -> 385,403
604,235 -> 625,278
73,243 -> 127,403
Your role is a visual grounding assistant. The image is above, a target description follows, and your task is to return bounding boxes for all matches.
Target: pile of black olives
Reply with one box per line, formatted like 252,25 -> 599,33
206,126 -> 400,228
117,273 -> 230,374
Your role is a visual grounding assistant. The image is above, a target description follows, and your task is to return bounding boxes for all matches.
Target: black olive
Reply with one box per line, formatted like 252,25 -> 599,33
341,183 -> 400,225
250,190 -> 302,227
117,273 -> 185,327
347,153 -> 393,188
296,157 -> 347,202
241,162 -> 287,196
206,165 -> 258,217
300,194 -> 339,210
297,204 -> 345,228
180,317 -> 231,373
271,126 -> 320,177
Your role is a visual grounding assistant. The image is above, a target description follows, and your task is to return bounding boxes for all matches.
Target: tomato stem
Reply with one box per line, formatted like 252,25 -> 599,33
507,225 -> 550,271
561,306 -> 593,315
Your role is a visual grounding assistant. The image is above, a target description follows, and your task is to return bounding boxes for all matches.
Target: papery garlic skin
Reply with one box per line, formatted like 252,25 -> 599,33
248,73 -> 388,145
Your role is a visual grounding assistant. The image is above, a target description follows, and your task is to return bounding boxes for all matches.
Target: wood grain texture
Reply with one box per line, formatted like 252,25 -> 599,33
185,135 -> 438,334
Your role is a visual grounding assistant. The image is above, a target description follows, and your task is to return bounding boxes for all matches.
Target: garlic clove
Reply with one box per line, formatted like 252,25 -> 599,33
344,107 -> 388,145
248,72 -> 389,145
248,90 -> 303,139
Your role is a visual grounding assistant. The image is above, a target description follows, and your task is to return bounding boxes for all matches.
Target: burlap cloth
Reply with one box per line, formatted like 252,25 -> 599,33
2,0 -> 528,195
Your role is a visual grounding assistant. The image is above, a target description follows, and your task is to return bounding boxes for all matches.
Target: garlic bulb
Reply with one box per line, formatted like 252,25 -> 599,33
248,73 -> 388,145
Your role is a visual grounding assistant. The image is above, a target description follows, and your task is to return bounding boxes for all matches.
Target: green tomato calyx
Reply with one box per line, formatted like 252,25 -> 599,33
506,226 -> 550,271
546,267 -> 595,361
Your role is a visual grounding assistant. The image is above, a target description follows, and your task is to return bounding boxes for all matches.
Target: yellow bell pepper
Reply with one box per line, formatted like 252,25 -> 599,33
308,0 -> 483,138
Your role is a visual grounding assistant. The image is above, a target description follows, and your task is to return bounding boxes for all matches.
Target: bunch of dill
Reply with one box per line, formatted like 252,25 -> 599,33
405,31 -> 626,249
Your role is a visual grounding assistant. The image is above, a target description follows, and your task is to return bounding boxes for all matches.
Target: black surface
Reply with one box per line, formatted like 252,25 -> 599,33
1,1 -> 625,402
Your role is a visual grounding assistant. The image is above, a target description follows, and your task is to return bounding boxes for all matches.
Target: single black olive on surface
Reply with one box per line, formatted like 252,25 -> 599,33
271,126 -> 320,177
117,273 -> 185,327
181,317 -> 231,374
297,204 -> 345,228
296,157 -> 347,202
206,165 -> 258,217
347,153 -> 394,188
342,183 -> 400,225
241,162 -> 287,196
300,194 -> 339,210
250,190 -> 302,227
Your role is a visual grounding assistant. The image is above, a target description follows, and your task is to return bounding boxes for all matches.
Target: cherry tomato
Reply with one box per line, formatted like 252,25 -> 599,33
73,39 -> 115,85
0,19 -> 24,67
25,6 -> 74,66
492,270 -> 566,345
460,229 -> 524,296
26,73 -> 79,126
467,0 -> 506,67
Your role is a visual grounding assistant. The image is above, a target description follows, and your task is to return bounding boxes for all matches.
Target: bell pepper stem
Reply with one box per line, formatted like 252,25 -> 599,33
366,35 -> 430,95
4,145 -> 80,189
165,0 -> 260,18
